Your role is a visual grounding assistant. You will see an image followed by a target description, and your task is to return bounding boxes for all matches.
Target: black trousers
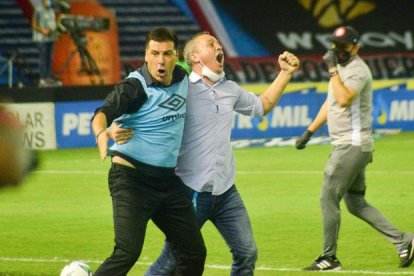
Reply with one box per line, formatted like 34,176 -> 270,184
94,163 -> 206,276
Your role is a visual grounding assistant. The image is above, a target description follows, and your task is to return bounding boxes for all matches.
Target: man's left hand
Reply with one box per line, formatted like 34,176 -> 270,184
278,51 -> 300,73
323,49 -> 338,70
108,123 -> 134,144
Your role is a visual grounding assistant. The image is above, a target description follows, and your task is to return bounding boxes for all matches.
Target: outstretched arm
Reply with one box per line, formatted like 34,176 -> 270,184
295,100 -> 328,150
259,51 -> 299,115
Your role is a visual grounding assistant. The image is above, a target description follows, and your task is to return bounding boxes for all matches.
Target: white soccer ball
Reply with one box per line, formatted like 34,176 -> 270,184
60,261 -> 93,276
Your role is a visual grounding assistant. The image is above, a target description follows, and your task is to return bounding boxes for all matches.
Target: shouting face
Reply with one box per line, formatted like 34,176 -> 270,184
192,34 -> 224,75
145,40 -> 178,86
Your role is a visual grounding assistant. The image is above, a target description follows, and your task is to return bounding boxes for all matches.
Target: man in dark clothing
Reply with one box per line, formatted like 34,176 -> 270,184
91,27 -> 206,276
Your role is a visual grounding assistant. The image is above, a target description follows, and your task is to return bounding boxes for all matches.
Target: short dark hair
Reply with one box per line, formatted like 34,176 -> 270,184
145,27 -> 178,50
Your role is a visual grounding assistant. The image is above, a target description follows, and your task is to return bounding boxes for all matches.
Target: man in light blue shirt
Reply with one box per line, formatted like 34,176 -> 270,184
112,31 -> 299,275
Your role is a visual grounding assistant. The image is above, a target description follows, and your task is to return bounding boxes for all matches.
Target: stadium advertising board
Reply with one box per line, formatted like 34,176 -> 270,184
55,100 -> 102,148
211,0 -> 414,56
175,0 -> 414,83
373,85 -> 414,131
231,85 -> 414,139
4,85 -> 413,149
6,103 -> 56,149
232,90 -> 327,138
222,54 -> 414,83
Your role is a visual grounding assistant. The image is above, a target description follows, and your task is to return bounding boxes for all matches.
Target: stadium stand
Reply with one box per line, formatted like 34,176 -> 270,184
99,0 -> 200,61
0,0 -> 37,86
0,0 -> 199,86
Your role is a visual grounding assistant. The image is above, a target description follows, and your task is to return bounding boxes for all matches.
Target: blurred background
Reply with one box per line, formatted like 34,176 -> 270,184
0,0 -> 413,150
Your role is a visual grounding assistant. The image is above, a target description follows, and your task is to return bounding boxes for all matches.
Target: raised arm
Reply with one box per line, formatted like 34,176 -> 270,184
259,51 -> 299,115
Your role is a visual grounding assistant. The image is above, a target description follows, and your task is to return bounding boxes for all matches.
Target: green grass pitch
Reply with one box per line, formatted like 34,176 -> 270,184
0,132 -> 413,275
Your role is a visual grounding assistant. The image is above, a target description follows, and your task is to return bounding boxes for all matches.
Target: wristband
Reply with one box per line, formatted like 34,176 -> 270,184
95,129 -> 106,143
329,70 -> 338,78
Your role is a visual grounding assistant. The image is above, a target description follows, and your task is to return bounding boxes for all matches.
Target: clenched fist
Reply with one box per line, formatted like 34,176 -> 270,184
278,51 -> 300,73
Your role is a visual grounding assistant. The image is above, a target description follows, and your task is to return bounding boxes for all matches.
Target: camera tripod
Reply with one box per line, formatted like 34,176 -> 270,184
57,29 -> 104,85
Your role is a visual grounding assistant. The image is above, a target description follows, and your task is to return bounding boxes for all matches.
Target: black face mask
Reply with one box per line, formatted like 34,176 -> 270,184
332,46 -> 354,64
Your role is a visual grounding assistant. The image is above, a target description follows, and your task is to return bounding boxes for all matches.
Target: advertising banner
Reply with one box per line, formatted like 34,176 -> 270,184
221,54 -> 414,83
4,84 -> 413,149
213,0 -> 414,56
373,86 -> 414,131
231,89 -> 328,139
55,100 -> 103,148
162,1 -> 414,83
231,84 -> 414,139
6,102 -> 56,149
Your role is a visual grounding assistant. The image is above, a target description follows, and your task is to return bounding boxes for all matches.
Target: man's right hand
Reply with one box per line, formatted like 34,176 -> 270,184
278,51 -> 300,73
295,130 -> 314,150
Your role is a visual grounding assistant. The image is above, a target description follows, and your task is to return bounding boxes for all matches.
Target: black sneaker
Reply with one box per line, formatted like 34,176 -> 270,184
304,254 -> 342,271
400,238 -> 414,268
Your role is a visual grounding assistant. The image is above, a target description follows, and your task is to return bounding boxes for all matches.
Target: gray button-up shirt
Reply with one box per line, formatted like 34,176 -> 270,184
176,72 -> 264,195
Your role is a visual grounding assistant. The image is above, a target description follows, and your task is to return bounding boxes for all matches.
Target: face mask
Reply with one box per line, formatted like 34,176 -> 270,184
195,54 -> 225,83
333,46 -> 354,64
201,65 -> 225,83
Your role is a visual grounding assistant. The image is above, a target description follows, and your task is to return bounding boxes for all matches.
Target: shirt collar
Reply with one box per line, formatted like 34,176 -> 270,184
189,71 -> 203,83
139,63 -> 154,86
189,71 -> 225,86
138,63 -> 187,87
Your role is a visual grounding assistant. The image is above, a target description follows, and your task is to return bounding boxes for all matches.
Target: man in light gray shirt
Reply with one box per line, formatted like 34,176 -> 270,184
136,31 -> 298,275
296,25 -> 414,271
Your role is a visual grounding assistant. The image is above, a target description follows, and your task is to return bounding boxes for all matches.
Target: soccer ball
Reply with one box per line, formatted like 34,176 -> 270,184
60,261 -> 93,276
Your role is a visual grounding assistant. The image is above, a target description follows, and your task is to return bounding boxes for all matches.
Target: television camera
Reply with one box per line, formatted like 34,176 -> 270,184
59,14 -> 110,33
57,14 -> 110,85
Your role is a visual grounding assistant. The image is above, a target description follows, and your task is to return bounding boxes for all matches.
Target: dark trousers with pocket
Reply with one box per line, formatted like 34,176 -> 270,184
94,163 -> 206,276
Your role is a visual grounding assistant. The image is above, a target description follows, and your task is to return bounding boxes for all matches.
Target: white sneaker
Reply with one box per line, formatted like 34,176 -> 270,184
400,238 -> 414,268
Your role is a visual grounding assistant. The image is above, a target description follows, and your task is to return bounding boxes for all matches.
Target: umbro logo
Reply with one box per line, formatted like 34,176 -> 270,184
158,94 -> 186,111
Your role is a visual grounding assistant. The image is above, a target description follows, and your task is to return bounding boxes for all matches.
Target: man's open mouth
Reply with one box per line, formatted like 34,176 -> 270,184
158,68 -> 166,77
216,53 -> 224,63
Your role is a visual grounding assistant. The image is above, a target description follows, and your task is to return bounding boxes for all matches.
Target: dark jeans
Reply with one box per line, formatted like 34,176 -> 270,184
146,185 -> 257,276
94,163 -> 206,276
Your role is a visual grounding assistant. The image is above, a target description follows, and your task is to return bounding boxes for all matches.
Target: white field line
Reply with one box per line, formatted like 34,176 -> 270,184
32,170 -> 107,174
32,170 -> 414,175
1,257 -> 414,275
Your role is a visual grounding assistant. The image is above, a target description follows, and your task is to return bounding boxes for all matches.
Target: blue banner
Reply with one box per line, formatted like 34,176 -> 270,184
49,84 -> 414,148
55,100 -> 103,148
231,85 -> 414,139
231,89 -> 327,138
372,85 -> 414,131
